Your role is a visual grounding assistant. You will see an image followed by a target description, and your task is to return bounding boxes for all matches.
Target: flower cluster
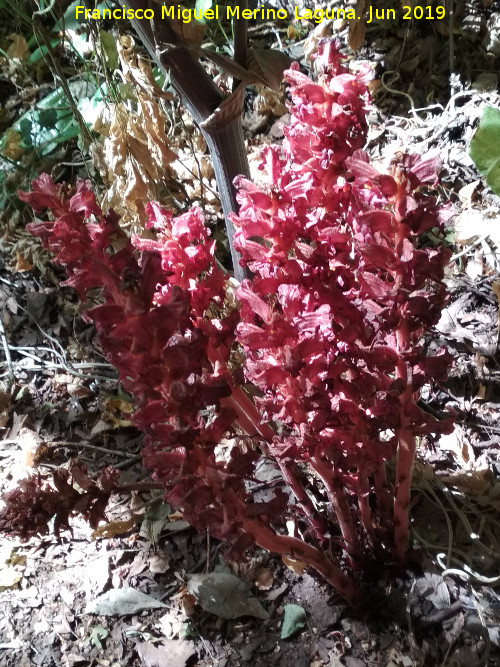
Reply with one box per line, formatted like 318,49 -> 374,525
0,463 -> 120,540
16,178 -> 250,540
4,41 -> 453,604
12,166 -> 360,601
231,40 -> 452,559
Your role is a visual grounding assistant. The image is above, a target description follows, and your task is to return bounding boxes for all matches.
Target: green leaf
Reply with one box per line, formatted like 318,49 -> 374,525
280,603 -> 306,639
29,40 -> 60,64
18,119 -> 33,146
55,0 -> 83,30
470,106 -> 500,196
179,622 -> 198,639
187,572 -> 269,620
88,625 -> 108,649
139,500 -> 171,545
85,588 -> 167,616
37,108 -> 58,129
195,0 -> 212,21
9,79 -> 105,156
152,66 -> 166,90
55,0 -> 107,31
99,30 -> 119,71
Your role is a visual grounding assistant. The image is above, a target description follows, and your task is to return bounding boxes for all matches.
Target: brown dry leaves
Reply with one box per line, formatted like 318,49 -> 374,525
6,34 -> 29,61
92,35 -> 177,228
348,0 -> 368,51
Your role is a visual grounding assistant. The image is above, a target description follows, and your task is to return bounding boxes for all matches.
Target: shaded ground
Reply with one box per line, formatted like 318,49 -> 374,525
2,1 -> 500,666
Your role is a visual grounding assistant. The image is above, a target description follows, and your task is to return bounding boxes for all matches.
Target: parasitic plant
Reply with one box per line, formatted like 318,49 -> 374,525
5,41 -> 452,604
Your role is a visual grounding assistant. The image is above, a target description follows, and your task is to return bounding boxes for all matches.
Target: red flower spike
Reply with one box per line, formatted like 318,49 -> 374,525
232,39 -> 452,563
0,463 -> 121,541
14,174 -> 284,575
10,41 -> 453,604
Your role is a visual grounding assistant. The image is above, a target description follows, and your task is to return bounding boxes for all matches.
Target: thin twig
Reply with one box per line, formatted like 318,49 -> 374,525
438,553 -> 500,585
0,352 -> 117,383
381,71 -> 426,126
449,233 -> 490,263
46,440 -> 141,460
232,0 -> 248,92
418,475 -> 454,569
5,305 -> 117,383
0,316 -> 14,390
32,18 -> 93,148
32,0 -> 56,16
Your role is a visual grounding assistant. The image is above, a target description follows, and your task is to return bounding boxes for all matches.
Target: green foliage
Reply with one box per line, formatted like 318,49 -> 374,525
98,30 -> 119,71
281,604 -> 307,639
9,81 -> 105,156
28,40 -> 59,64
55,0 -> 88,31
470,106 -> 500,196
195,0 -> 213,21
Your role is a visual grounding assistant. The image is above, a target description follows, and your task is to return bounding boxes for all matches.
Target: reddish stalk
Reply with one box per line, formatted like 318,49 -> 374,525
223,385 -> 275,441
225,387 -> 328,540
357,462 -> 376,544
393,426 -> 417,562
373,460 -> 393,528
309,457 -> 359,558
239,510 -> 361,605
393,312 -> 417,561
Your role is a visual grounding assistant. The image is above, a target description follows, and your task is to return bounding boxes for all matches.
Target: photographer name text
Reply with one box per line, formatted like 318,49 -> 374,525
75,5 -> 446,24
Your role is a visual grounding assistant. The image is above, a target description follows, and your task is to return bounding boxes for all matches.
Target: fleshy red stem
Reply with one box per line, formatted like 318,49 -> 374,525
224,386 -> 328,540
223,385 -> 275,441
310,457 -> 359,558
393,426 -> 417,561
239,508 -> 360,605
392,255 -> 417,560
357,462 -> 375,544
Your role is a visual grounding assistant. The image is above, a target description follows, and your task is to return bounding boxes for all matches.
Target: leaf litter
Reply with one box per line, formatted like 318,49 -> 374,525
2,3 -> 500,666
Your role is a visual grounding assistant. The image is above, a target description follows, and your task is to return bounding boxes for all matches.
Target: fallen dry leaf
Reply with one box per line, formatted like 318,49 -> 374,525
85,588 -> 167,615
413,573 -> 450,610
118,34 -> 174,100
18,427 -> 42,468
181,592 -> 197,617
187,571 -> 269,620
7,34 -> 28,60
168,16 -> 206,46
438,428 -> 476,469
348,0 -> 367,51
1,128 -> 24,160
149,554 -> 170,574
136,639 -> 196,667
458,179 -> 481,206
254,567 -> 274,591
0,542 -> 25,592
282,555 -> 307,575
92,516 -> 139,540
14,252 -> 33,272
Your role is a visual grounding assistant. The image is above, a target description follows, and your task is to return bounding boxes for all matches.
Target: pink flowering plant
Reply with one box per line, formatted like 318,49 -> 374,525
4,41 -> 452,604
